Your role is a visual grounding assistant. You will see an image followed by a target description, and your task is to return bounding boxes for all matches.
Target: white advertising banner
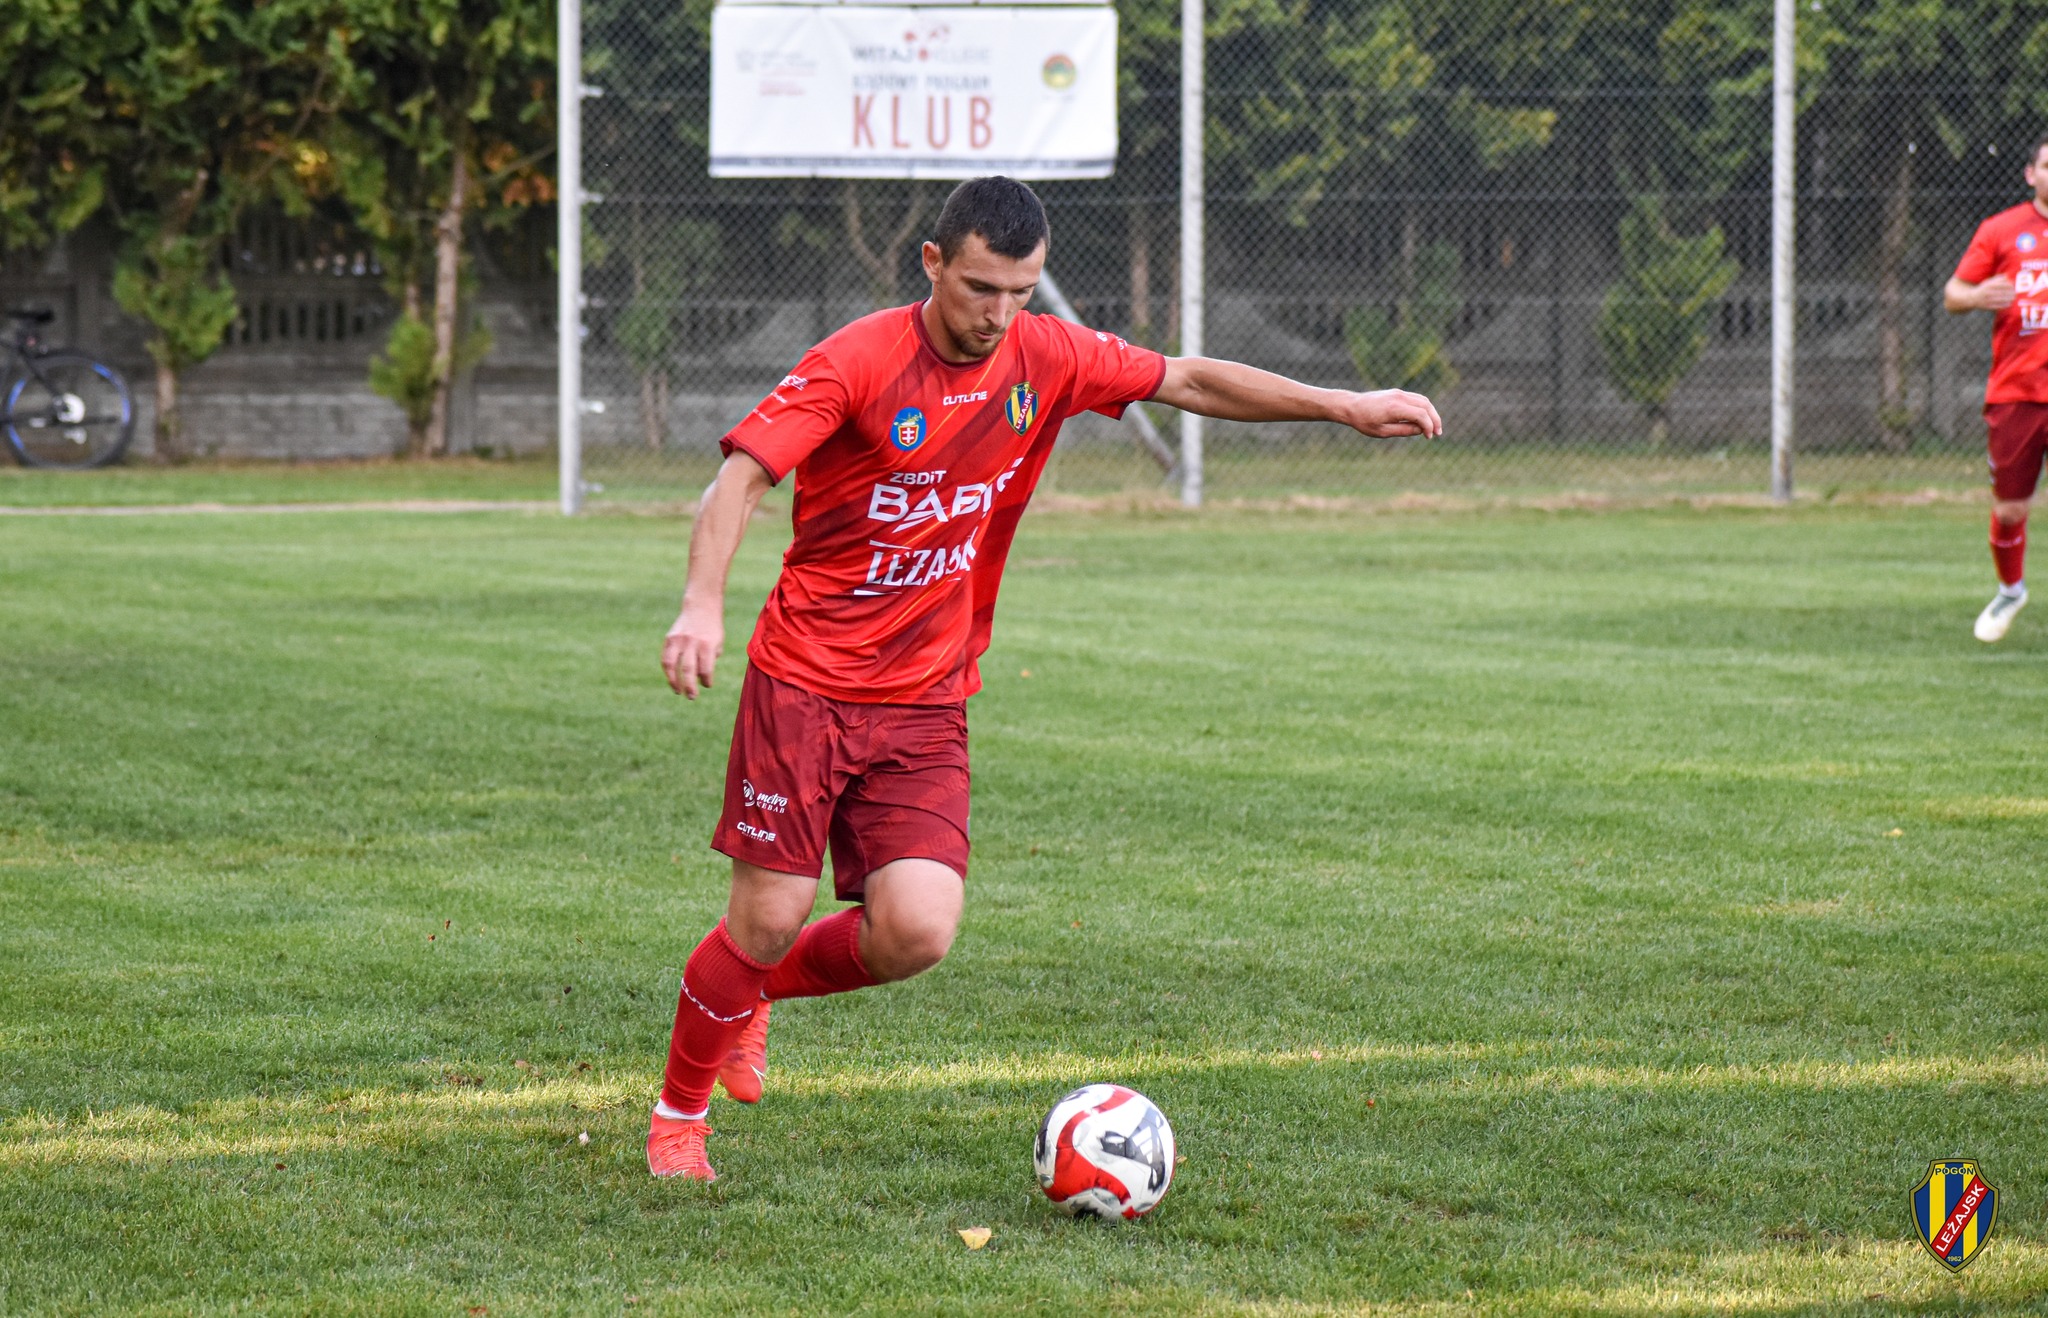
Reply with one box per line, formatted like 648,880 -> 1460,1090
709,5 -> 1118,178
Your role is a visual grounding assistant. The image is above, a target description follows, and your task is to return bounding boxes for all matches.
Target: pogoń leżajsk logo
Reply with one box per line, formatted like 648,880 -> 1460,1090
891,406 -> 927,452
1910,1159 -> 1998,1272
1004,382 -> 1038,436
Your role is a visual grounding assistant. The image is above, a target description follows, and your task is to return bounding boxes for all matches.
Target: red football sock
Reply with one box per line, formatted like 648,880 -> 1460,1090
1992,513 -> 2027,588
763,907 -> 878,1000
661,920 -> 772,1115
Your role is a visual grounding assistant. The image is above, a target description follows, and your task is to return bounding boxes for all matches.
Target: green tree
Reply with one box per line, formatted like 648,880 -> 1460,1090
1596,196 -> 1740,448
1344,238 -> 1461,395
0,0 -> 113,254
333,0 -> 553,456
614,216 -> 720,450
1206,0 -> 1560,218
1665,0 -> 2048,449
92,0 -> 355,459
1814,0 -> 2048,449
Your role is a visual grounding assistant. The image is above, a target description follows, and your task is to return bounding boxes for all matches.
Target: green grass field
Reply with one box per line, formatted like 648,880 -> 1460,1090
580,440 -> 1984,507
3,487 -> 2045,1314
0,456 -> 556,508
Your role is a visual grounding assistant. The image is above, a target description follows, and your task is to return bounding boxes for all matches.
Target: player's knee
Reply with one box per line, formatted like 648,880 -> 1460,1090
898,919 -> 956,974
727,912 -> 804,964
866,910 -> 956,981
726,863 -> 819,963
1994,499 -> 2030,528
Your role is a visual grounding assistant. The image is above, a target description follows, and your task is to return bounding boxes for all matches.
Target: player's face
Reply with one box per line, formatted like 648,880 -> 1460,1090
921,234 -> 1046,361
2029,148 -> 2048,206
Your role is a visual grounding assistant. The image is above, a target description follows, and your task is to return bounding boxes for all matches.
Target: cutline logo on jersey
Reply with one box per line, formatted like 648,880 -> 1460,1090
1005,381 -> 1039,435
943,389 -> 988,407
740,779 -> 788,814
891,407 -> 927,451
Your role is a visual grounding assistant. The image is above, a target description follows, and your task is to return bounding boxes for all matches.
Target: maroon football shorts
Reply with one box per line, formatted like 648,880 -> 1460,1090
1986,401 -> 2048,502
710,665 -> 970,900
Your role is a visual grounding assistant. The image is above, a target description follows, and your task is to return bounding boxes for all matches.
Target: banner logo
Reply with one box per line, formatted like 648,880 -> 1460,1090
709,6 -> 1118,179
1005,382 -> 1039,436
1910,1160 -> 1998,1272
891,406 -> 927,451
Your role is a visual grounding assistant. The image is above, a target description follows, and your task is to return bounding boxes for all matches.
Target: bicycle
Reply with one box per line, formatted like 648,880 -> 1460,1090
3,307 -> 135,470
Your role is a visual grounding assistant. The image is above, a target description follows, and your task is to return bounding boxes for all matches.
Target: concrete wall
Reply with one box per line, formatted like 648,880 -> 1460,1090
2,228 -> 2001,462
1,229 -> 556,461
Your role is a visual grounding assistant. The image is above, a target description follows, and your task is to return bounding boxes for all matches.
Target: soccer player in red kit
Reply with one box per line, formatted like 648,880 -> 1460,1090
1947,132 -> 2048,642
646,177 -> 1441,1180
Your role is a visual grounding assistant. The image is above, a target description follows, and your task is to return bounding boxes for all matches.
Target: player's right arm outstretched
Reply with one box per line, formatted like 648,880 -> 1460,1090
661,452 -> 775,699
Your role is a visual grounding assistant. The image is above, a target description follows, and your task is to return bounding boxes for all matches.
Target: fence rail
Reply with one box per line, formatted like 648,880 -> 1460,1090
562,0 -> 2031,508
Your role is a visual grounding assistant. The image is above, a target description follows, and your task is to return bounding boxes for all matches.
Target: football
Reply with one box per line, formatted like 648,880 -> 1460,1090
1033,1084 -> 1176,1220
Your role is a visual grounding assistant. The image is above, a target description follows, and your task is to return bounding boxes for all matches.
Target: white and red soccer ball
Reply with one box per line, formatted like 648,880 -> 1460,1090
1034,1084 -> 1176,1220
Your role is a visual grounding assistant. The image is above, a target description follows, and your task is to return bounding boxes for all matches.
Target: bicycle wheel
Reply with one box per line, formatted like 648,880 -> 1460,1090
5,353 -> 135,469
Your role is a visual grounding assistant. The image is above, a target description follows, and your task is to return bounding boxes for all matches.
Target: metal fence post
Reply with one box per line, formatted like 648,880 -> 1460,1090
557,0 -> 583,516
1769,0 -> 1795,503
1179,0 -> 1204,509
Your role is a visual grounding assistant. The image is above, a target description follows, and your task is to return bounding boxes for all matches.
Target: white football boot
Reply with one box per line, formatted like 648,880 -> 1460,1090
1975,586 -> 2028,643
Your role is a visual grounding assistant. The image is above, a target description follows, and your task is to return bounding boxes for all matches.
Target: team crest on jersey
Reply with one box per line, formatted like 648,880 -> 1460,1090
891,406 -> 927,452
2019,232 -> 2039,253
1005,382 -> 1039,436
1911,1160 -> 1998,1272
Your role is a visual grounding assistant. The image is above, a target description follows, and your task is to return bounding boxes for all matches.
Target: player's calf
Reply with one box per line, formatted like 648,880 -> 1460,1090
1980,503 -> 2030,642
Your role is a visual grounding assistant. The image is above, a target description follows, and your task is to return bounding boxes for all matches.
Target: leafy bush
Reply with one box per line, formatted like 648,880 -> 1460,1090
1595,197 -> 1739,448
1344,239 -> 1461,397
371,312 -> 491,455
369,314 -> 439,440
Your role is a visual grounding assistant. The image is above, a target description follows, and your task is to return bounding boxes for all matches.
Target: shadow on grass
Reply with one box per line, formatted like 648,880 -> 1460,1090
5,1046 -> 2042,1313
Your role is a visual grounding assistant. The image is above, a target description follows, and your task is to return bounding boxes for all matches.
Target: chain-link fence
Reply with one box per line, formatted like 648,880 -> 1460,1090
575,0 -> 2034,507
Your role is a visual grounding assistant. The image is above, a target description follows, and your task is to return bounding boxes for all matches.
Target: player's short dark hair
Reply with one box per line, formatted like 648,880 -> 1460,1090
2034,131 -> 2048,164
932,177 -> 1050,262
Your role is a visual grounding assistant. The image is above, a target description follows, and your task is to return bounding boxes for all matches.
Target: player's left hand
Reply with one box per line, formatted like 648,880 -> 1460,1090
1336,388 -> 1442,438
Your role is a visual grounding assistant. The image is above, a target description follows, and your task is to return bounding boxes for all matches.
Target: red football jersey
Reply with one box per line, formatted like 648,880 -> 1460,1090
722,302 -> 1167,704
1954,201 -> 2048,403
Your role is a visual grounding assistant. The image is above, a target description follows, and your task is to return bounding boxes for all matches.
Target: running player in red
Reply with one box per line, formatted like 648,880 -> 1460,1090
646,177 -> 1441,1180
1946,132 -> 2048,642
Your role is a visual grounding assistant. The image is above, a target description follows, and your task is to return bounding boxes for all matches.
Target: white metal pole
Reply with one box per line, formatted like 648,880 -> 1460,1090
557,0 -> 583,516
1178,0 -> 1204,508
1769,0 -> 1795,502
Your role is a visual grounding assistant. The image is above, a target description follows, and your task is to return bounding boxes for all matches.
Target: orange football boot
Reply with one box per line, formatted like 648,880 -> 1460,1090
646,1110 -> 715,1180
717,999 -> 772,1104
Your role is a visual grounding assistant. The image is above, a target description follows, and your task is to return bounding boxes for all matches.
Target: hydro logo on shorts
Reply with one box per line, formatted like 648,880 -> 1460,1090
891,407 -> 927,452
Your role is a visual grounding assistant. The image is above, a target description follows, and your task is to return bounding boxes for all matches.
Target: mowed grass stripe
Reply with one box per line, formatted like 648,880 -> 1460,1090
0,502 -> 2043,1314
